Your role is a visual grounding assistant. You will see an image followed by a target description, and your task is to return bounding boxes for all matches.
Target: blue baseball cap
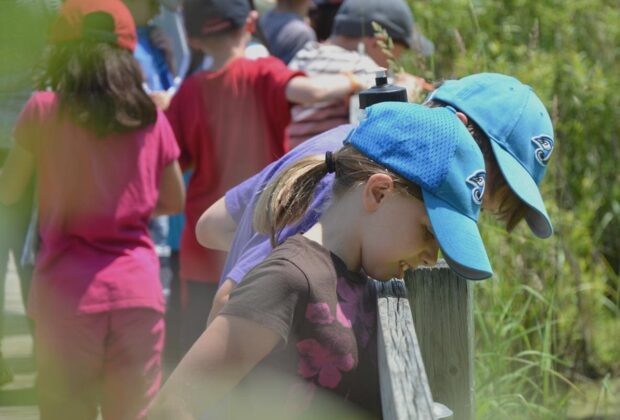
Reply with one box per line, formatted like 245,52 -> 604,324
345,102 -> 492,280
428,73 -> 554,238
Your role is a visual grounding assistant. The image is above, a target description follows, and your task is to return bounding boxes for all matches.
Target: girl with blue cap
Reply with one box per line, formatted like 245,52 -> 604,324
150,102 -> 491,418
197,75 -> 555,325
426,73 -> 554,238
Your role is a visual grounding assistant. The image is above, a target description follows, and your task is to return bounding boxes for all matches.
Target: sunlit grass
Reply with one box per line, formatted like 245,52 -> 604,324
474,282 -> 578,418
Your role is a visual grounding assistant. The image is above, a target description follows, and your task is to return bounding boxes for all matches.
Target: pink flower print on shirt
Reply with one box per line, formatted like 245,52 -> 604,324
336,303 -> 352,328
336,277 -> 364,328
336,277 -> 375,347
305,302 -> 335,325
297,338 -> 355,389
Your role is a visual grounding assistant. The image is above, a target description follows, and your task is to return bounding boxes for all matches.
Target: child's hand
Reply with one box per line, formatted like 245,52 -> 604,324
149,91 -> 173,111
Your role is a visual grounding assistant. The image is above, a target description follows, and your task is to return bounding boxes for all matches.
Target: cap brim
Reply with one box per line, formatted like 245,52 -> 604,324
423,191 -> 493,280
490,141 -> 553,238
410,28 -> 434,57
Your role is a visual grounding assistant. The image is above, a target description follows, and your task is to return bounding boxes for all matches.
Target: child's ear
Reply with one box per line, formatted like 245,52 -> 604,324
456,111 -> 468,126
245,10 -> 259,34
363,173 -> 394,211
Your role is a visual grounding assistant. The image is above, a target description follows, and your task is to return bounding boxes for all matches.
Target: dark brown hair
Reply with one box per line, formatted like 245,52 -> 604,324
36,40 -> 156,137
254,144 -> 422,246
426,97 -> 528,231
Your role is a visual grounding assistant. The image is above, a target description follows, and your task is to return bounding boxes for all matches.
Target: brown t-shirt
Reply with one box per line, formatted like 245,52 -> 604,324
220,234 -> 380,418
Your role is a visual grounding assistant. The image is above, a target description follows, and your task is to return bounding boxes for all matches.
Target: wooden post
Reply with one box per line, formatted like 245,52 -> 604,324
375,279 -> 436,420
405,261 -> 475,420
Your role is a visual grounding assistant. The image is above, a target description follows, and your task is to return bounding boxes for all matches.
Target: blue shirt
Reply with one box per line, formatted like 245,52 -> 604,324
134,26 -> 175,92
221,124 -> 353,286
167,171 -> 191,251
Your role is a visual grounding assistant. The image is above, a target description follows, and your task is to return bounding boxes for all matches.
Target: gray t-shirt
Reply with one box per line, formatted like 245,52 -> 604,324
259,10 -> 316,64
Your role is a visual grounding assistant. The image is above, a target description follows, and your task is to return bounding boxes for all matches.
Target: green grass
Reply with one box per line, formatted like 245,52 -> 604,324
396,0 -> 620,416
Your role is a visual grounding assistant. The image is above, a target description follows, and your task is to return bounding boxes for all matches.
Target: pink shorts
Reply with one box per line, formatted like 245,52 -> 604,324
35,308 -> 164,420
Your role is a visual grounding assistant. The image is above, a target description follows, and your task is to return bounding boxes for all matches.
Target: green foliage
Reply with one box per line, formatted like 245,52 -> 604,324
401,0 -> 620,416
371,21 -> 404,73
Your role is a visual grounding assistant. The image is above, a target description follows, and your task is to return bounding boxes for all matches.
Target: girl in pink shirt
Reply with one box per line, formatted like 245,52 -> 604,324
0,1 -> 184,419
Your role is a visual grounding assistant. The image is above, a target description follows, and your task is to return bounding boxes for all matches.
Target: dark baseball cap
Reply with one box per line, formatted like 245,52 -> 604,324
184,0 -> 251,38
332,0 -> 434,56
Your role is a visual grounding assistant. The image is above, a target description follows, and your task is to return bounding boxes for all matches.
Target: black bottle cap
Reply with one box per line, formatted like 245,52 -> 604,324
358,70 -> 408,109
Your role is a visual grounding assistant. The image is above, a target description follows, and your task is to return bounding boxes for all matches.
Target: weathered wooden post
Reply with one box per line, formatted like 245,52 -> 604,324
405,261 -> 475,420
375,279 -> 436,419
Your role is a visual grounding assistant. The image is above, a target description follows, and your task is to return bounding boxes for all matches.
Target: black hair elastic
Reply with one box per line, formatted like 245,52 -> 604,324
325,151 -> 336,174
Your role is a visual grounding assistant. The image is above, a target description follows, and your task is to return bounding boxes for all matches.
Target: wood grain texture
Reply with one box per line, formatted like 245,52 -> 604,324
375,279 -> 436,420
406,262 -> 474,420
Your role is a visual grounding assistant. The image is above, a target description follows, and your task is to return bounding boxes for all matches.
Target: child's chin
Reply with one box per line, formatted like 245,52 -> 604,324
368,270 -> 395,282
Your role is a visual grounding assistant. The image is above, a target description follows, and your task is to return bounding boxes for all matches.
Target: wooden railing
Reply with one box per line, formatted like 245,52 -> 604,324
376,261 -> 474,420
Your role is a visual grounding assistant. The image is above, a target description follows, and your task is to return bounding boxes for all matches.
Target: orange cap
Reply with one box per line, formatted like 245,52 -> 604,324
50,0 -> 137,52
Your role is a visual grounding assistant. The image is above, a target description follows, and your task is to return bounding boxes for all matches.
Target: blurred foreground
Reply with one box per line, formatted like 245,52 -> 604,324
0,257 -> 36,420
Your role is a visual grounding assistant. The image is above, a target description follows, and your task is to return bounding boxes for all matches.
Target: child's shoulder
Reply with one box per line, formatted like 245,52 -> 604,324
268,235 -> 336,280
19,91 -> 59,122
239,235 -> 336,298
273,233 -> 326,256
28,91 -> 58,108
236,55 -> 293,76
168,74 -> 206,110
180,57 -> 296,93
239,235 -> 315,293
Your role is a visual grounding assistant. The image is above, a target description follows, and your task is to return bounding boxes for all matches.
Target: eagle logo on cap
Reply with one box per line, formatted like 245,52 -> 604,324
531,135 -> 554,166
466,170 -> 486,205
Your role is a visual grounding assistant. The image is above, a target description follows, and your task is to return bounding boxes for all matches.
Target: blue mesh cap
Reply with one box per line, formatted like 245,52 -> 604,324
428,73 -> 554,238
345,102 -> 492,280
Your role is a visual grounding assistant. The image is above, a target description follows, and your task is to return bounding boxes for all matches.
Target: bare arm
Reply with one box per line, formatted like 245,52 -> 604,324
149,91 -> 174,111
0,143 -> 34,206
153,161 -> 185,216
195,196 -> 237,251
206,278 -> 236,326
148,314 -> 280,419
285,74 -> 359,105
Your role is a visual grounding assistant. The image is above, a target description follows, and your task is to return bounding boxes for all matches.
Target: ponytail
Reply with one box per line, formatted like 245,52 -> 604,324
254,154 -> 331,247
254,145 -> 423,247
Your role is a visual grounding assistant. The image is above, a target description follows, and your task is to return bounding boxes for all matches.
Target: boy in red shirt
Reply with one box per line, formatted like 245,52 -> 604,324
166,0 -> 363,355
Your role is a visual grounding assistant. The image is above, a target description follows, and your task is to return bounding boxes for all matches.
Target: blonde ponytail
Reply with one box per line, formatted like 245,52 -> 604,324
254,145 -> 423,248
254,154 -> 331,247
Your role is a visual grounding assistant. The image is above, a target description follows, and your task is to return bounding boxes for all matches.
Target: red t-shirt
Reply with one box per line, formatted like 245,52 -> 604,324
166,56 -> 304,283
14,92 -> 180,320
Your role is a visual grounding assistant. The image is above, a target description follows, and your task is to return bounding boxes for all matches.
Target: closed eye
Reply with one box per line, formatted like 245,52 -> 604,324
425,225 -> 436,241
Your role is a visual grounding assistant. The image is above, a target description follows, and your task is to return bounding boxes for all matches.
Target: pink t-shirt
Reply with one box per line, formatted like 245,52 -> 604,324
14,92 -> 180,320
